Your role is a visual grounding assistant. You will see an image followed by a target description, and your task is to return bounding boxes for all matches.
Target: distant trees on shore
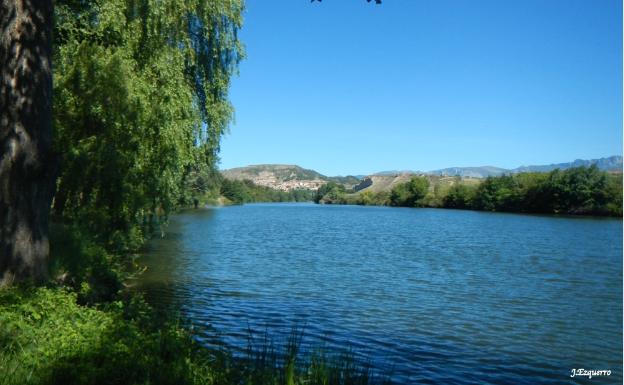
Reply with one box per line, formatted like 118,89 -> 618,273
314,182 -> 347,204
389,177 -> 429,207
315,166 -> 623,217
221,179 -> 315,204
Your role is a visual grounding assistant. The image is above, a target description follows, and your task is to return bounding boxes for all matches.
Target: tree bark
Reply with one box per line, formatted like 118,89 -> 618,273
0,0 -> 55,286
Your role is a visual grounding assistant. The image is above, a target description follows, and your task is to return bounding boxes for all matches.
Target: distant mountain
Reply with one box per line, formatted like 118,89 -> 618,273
428,166 -> 508,178
373,170 -> 420,176
427,156 -> 622,178
511,156 -> 622,174
221,164 -> 360,191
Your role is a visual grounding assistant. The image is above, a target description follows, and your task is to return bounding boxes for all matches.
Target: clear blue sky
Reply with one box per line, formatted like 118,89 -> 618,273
219,0 -> 622,176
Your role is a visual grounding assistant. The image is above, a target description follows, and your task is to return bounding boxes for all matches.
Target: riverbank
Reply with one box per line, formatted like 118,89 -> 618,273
0,223 -> 387,385
315,166 -> 623,217
0,287 -> 387,385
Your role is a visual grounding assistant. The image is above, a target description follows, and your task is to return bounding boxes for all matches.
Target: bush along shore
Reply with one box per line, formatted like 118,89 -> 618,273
315,166 -> 623,217
0,226 -> 391,385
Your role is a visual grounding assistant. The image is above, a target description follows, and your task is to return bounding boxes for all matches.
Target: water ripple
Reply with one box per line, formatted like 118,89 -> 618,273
140,203 -> 622,384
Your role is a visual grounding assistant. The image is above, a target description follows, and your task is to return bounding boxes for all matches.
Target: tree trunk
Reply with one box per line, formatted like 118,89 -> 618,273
0,0 -> 55,286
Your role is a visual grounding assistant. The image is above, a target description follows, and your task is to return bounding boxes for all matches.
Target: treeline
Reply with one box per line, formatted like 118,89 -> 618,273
220,179 -> 315,204
181,167 -> 317,205
445,166 -> 622,216
315,166 -> 623,217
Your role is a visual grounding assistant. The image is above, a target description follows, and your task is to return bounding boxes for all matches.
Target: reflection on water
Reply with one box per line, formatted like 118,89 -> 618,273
139,203 -> 622,384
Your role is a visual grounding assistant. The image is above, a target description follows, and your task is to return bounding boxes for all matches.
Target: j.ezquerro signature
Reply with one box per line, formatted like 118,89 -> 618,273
570,368 -> 611,379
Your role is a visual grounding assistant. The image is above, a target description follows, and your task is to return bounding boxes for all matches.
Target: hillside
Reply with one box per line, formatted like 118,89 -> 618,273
353,174 -> 481,195
221,164 -> 360,191
353,173 -> 416,193
222,156 -> 622,193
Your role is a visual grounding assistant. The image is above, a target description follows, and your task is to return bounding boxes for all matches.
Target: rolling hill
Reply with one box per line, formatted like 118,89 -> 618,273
221,156 -> 622,192
221,164 -> 360,191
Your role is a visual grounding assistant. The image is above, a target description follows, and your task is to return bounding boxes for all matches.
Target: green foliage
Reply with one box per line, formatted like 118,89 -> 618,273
227,329 -> 387,385
52,0 -> 244,252
221,179 -> 316,204
355,190 -> 388,206
443,184 -> 477,209
420,187 -> 443,208
179,163 -> 223,208
605,173 -> 623,216
0,287 -> 214,385
314,182 -> 347,204
315,183 -> 390,206
314,167 -> 622,217
0,287 -> 389,385
389,176 -> 429,207
48,225 -> 125,305
466,166 -> 622,215
220,178 -> 250,204
471,175 -> 517,211
7,1 -> 389,384
0,287 -> 112,385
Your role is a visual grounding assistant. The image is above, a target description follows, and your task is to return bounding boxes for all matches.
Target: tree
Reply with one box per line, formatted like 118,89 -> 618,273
1,0 -> 244,284
315,182 -> 346,204
407,176 -> 429,206
545,165 -> 610,214
389,176 -> 429,207
443,184 -> 476,209
52,0 -> 244,251
1,1 -> 56,285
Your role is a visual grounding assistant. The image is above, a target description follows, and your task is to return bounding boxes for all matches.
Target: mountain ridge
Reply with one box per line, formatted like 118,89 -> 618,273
376,156 -> 622,178
221,156 -> 622,191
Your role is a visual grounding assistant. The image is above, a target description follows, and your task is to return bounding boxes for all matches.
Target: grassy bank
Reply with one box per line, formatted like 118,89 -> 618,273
1,225 -> 388,385
0,287 -> 205,385
0,286 -> 389,385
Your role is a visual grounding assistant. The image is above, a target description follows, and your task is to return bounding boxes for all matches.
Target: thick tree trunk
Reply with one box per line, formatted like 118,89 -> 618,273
0,0 -> 55,286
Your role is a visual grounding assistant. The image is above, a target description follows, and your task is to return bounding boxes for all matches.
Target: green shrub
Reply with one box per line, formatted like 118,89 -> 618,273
0,287 -> 391,385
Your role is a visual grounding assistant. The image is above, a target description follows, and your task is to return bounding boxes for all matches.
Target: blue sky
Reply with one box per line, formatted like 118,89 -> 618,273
219,0 -> 622,176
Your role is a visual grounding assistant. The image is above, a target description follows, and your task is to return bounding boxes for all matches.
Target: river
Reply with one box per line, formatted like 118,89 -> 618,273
139,203 -> 622,384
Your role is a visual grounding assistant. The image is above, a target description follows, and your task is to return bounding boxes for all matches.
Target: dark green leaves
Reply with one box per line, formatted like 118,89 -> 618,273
53,0 -> 243,250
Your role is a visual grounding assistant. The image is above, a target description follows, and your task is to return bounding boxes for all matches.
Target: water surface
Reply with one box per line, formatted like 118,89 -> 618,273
140,203 -> 622,384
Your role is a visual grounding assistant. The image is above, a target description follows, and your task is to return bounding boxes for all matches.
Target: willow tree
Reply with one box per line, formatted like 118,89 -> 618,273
1,1 -> 56,285
52,0 -> 243,251
0,0 -> 242,285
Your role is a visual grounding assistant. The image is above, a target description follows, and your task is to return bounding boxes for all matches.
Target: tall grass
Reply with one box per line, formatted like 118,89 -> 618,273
0,286 -> 393,385
0,225 -> 395,385
236,327 -> 391,385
